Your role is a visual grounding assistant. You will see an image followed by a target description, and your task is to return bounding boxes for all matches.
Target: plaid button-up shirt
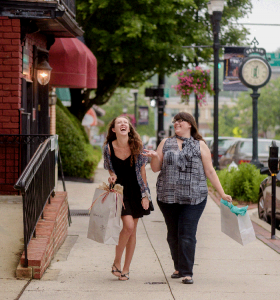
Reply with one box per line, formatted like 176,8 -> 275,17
157,136 -> 208,204
103,143 -> 152,201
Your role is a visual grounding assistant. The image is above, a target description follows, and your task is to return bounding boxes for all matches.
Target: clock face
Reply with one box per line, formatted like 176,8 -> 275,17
241,58 -> 270,87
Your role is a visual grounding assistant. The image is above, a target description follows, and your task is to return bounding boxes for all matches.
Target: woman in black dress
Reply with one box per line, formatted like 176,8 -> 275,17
103,116 -> 152,281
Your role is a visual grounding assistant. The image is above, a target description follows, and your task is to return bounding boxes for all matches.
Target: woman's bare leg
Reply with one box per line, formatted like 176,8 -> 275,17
113,215 -> 135,274
119,218 -> 139,280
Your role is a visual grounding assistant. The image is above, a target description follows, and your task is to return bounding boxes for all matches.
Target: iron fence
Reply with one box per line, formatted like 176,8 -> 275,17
14,137 -> 56,267
0,134 -> 51,194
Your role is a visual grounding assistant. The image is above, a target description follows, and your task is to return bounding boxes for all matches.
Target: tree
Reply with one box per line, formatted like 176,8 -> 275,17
98,86 -> 156,137
218,77 -> 280,138
70,0 -> 252,121
218,104 -> 240,137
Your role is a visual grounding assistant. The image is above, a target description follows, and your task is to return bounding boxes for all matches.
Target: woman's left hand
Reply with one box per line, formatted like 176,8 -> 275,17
141,197 -> 150,210
221,193 -> 232,203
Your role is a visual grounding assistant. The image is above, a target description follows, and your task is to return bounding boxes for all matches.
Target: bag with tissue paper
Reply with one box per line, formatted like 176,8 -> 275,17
220,199 -> 256,246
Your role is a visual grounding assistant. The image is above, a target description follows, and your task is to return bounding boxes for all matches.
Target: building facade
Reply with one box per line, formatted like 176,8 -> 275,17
0,0 -> 89,194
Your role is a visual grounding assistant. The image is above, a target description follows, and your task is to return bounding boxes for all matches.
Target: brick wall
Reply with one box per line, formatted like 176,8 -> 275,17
0,17 -> 22,135
16,191 -> 69,279
0,17 -> 21,194
50,105 -> 56,135
0,17 -> 48,195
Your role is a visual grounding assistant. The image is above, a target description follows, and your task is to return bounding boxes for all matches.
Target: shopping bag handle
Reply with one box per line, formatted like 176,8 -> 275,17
220,199 -> 248,216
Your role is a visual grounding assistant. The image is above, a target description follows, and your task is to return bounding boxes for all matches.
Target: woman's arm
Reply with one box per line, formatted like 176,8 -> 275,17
140,164 -> 150,210
200,141 -> 232,202
143,138 -> 167,172
103,144 -> 117,184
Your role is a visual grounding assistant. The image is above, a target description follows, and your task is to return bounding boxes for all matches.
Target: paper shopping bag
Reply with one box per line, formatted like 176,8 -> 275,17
220,202 -> 256,246
87,183 -> 123,245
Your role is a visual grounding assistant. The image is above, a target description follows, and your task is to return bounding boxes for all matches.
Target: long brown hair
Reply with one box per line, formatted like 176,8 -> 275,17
104,116 -> 143,166
173,112 -> 205,142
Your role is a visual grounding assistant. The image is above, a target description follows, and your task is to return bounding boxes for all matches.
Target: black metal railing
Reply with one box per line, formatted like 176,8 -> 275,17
60,0 -> 76,18
14,137 -> 56,267
0,134 -> 51,194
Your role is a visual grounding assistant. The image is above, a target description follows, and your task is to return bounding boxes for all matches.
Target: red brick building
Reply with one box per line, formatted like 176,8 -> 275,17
0,0 -> 96,194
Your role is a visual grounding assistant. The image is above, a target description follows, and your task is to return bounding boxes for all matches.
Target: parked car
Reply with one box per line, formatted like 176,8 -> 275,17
258,168 -> 280,229
219,138 -> 280,169
144,137 -> 157,162
203,137 -> 213,148
145,137 -> 157,151
209,137 -> 238,161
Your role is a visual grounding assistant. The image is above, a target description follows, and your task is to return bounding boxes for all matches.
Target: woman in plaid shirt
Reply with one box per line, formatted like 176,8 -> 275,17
144,112 -> 232,284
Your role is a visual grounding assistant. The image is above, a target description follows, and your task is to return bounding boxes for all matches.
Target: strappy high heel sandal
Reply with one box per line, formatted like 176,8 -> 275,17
111,263 -> 121,277
119,272 -> 129,281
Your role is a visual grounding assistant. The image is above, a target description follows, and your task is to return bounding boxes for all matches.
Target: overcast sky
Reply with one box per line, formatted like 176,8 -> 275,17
238,0 -> 280,52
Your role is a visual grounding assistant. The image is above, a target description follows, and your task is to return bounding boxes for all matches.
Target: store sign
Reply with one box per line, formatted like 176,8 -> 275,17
138,106 -> 149,125
223,47 -> 248,91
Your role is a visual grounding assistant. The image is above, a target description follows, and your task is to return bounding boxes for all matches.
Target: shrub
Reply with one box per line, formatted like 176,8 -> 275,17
56,102 -> 101,179
56,98 -> 89,144
208,163 -> 267,203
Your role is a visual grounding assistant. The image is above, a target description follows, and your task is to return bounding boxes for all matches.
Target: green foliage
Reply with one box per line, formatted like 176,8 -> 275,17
99,86 -> 155,137
72,0 -> 252,117
217,104 -> 241,137
56,98 -> 89,143
208,163 -> 267,202
56,102 -> 102,179
214,77 -> 280,138
235,77 -> 280,138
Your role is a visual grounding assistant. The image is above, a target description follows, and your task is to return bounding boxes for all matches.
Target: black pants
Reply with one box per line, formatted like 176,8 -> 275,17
157,198 -> 207,277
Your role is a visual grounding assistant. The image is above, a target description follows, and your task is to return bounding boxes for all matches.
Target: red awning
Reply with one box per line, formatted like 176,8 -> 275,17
49,38 -> 97,89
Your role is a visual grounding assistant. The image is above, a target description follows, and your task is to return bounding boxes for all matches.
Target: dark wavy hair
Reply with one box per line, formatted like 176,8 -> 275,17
173,112 -> 205,142
104,116 -> 143,166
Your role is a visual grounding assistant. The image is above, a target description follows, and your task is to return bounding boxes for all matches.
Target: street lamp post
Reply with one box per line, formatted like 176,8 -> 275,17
133,90 -> 138,128
207,0 -> 224,169
157,73 -> 165,146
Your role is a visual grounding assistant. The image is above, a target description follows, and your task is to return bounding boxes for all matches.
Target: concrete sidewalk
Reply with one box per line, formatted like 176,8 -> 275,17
2,162 -> 280,299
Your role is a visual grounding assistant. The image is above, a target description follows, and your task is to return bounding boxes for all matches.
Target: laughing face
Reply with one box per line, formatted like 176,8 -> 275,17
112,117 -> 130,136
173,119 -> 192,135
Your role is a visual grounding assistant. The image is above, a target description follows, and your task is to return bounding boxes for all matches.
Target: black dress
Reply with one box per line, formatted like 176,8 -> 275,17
109,141 -> 151,219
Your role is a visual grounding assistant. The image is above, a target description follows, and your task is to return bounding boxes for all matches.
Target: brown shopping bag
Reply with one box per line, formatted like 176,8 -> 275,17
220,202 -> 256,246
87,183 -> 123,245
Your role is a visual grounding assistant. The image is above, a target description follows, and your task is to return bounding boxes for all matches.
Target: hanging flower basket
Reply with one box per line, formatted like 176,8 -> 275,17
172,66 -> 214,105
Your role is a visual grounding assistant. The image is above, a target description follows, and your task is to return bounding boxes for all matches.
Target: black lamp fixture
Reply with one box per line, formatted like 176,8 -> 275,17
207,0 -> 225,169
36,54 -> 52,86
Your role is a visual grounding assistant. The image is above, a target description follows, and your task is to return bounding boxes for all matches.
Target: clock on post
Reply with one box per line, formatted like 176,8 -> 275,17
239,56 -> 271,89
238,37 -> 272,168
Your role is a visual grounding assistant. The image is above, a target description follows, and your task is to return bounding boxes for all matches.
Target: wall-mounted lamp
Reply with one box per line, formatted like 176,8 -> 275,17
36,56 -> 52,85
